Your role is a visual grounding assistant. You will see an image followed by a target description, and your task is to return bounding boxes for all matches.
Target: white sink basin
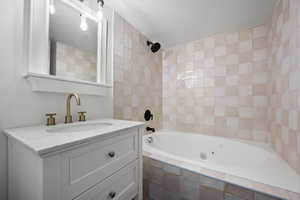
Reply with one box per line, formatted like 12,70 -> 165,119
46,122 -> 113,133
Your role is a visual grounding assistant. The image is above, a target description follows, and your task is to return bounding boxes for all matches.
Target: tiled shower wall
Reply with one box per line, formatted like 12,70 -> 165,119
113,14 -> 162,129
112,0 -> 300,175
162,0 -> 300,174
268,0 -> 300,174
162,25 -> 270,142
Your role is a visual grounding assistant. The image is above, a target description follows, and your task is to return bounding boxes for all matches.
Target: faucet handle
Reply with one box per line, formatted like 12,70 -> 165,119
146,127 -> 156,133
78,112 -> 87,122
46,113 -> 56,126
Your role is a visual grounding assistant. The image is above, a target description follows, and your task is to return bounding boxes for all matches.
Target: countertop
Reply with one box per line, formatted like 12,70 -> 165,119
4,119 -> 145,156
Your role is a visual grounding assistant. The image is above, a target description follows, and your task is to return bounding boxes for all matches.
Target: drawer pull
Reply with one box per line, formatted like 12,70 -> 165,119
109,191 -> 116,199
108,151 -> 115,158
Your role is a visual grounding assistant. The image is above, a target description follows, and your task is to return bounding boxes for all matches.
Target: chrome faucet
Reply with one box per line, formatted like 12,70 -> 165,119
65,93 -> 81,124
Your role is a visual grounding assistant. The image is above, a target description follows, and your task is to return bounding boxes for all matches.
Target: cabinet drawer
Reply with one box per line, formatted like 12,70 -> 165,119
74,161 -> 139,200
61,129 -> 139,200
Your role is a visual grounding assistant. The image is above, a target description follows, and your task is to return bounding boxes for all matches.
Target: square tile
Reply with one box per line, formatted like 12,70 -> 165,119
224,184 -> 254,200
239,40 -> 253,52
239,107 -> 254,118
215,46 -> 227,56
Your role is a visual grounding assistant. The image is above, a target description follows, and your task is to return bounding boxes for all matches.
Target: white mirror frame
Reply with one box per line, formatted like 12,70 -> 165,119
24,0 -> 114,96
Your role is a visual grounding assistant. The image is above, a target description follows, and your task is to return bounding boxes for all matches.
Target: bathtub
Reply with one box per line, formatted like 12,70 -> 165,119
143,131 -> 300,199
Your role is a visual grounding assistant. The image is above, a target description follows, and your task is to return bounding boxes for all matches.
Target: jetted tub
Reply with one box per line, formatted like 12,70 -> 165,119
143,131 -> 300,200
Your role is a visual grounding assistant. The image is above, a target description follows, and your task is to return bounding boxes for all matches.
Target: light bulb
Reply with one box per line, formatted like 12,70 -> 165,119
97,7 -> 103,21
49,0 -> 56,15
80,15 -> 88,31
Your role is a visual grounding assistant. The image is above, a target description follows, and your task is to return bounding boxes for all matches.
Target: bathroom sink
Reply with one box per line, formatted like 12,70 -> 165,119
46,122 -> 113,133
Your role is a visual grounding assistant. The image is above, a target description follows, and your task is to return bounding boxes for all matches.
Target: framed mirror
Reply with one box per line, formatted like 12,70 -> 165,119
25,0 -> 113,96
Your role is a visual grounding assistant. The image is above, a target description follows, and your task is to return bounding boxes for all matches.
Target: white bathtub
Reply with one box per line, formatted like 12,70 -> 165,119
143,131 -> 300,199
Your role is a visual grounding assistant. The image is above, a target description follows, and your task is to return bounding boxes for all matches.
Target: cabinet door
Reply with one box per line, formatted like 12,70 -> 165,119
61,129 -> 139,200
74,161 -> 139,200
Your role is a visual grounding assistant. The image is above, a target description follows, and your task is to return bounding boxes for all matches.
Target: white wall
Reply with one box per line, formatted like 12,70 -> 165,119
0,0 -> 113,199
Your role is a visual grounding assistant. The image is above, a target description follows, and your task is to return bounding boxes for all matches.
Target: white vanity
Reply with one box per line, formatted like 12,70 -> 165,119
4,119 -> 145,200
8,0 -> 144,198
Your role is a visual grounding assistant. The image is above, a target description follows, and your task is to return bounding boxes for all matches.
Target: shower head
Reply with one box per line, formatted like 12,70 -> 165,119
147,41 -> 161,53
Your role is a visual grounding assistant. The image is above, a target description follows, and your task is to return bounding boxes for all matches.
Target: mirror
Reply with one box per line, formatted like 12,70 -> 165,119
25,0 -> 113,95
49,0 -> 99,83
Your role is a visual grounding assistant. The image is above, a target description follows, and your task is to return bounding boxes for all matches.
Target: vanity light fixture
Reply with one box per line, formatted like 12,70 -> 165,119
80,14 -> 88,31
49,0 -> 56,15
96,0 -> 104,21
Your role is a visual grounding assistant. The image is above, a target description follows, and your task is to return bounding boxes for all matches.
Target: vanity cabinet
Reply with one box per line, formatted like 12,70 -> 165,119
6,120 -> 144,200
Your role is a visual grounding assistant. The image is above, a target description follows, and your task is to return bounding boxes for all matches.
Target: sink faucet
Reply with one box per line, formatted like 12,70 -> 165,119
65,93 -> 81,124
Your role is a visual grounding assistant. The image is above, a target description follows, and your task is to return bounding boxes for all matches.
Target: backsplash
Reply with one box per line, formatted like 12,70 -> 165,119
113,13 -> 163,129
268,0 -> 300,175
162,25 -> 270,142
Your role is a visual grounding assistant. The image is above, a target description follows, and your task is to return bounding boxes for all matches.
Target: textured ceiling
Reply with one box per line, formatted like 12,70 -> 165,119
106,0 -> 278,47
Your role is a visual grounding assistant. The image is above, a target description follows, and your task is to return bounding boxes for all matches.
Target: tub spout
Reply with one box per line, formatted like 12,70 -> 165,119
146,136 -> 153,143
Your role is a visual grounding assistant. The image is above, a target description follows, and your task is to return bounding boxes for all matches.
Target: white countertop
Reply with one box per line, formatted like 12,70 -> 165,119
4,119 -> 145,156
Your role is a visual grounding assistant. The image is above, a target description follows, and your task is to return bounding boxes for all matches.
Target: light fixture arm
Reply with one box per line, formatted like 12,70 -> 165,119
97,0 -> 104,7
147,41 -> 153,46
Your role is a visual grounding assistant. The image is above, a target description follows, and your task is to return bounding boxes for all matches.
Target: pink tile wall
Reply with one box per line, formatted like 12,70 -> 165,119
268,0 -> 300,175
113,14 -> 162,129
162,25 -> 270,142
113,0 -> 300,175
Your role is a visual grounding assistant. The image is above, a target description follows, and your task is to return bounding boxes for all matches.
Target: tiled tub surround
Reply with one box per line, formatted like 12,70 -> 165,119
113,13 -> 163,129
111,2 -> 300,199
51,41 -> 97,82
143,156 -> 286,200
162,24 -> 270,143
268,0 -> 300,175
162,0 -> 300,177
143,131 -> 300,200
